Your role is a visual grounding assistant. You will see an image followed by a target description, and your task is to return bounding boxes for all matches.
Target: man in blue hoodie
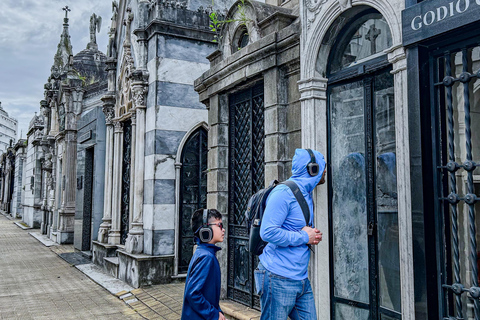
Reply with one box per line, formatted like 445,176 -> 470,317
257,149 -> 326,320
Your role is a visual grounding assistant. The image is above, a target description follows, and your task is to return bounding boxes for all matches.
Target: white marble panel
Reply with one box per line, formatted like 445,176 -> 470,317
143,203 -> 154,230
154,58 -> 209,85
147,59 -> 157,84
155,106 -> 207,131
146,104 -> 156,132
144,154 -> 176,181
155,154 -> 176,180
152,204 -> 175,230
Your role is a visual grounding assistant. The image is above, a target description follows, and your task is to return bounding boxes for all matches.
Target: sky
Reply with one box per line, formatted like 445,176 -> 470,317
0,0 -> 113,140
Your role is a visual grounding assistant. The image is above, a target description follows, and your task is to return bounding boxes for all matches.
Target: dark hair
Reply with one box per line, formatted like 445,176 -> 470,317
191,208 -> 222,240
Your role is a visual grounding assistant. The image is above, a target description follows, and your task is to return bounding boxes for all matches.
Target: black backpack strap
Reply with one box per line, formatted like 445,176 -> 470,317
282,180 -> 311,227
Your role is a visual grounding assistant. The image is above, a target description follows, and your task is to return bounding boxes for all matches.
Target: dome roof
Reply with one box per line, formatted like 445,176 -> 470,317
73,47 -> 107,84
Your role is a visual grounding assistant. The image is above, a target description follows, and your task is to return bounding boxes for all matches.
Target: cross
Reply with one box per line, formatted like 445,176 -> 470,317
63,6 -> 71,19
365,24 -> 381,54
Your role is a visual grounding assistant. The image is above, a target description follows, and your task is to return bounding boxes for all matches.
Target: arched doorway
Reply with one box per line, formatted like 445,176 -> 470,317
326,8 -> 401,319
178,127 -> 208,274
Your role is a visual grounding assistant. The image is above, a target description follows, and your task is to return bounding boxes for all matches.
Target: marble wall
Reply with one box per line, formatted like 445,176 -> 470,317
143,33 -> 216,256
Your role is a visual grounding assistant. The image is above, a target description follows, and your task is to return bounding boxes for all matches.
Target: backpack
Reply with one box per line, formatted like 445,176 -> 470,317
245,180 -> 311,255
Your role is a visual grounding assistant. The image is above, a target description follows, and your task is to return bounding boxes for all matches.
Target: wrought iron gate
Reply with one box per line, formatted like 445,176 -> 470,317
178,128 -> 208,274
433,42 -> 480,319
228,82 -> 264,309
121,120 -> 132,244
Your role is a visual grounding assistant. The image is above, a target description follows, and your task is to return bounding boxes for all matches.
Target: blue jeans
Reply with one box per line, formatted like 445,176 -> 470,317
254,263 -> 317,320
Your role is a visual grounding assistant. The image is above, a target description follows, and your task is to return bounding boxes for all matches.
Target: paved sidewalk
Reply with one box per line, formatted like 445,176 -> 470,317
2,212 -> 260,320
0,214 -> 141,320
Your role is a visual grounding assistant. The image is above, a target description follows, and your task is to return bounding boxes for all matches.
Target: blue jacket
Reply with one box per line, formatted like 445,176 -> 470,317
181,241 -> 223,320
259,149 -> 326,280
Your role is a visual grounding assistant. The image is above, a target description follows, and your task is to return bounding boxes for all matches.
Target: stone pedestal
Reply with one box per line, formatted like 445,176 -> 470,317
117,250 -> 174,288
92,241 -> 118,269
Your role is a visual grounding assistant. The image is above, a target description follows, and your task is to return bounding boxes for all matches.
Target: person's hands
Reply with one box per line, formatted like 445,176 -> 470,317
219,312 -> 226,320
302,226 -> 322,245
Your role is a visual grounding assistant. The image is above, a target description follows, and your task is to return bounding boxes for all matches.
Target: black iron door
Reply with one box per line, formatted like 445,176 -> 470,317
432,41 -> 480,320
228,82 -> 264,309
82,147 -> 94,251
121,120 -> 132,244
178,128 -> 208,274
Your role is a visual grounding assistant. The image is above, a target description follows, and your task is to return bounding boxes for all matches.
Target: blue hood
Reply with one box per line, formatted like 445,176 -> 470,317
290,149 -> 326,193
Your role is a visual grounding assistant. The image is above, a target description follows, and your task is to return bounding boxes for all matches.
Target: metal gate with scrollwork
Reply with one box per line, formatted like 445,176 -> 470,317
178,128 -> 208,274
228,82 -> 264,309
121,120 -> 132,245
433,41 -> 480,319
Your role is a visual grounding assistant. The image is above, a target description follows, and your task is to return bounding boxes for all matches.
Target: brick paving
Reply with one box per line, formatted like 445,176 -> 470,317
0,213 -> 260,320
0,214 -> 142,320
116,282 -> 185,319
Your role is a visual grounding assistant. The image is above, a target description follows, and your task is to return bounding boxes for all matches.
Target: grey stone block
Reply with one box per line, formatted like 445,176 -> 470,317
155,129 -> 186,155
144,229 -> 153,255
158,36 -> 216,64
152,229 -> 175,255
156,82 -> 205,109
144,130 -> 156,156
154,179 -> 175,204
147,82 -> 156,109
144,179 -> 154,204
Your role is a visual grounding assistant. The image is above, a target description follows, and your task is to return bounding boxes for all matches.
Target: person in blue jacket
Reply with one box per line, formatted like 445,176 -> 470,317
256,148 -> 326,320
181,208 -> 226,320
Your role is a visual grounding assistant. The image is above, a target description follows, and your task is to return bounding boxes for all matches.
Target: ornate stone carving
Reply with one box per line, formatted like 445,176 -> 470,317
125,233 -> 144,254
103,105 -> 115,124
89,13 -> 102,46
338,0 -> 352,11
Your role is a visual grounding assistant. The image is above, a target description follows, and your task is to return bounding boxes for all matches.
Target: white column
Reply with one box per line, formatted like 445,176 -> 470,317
388,45 -> 415,320
125,72 -> 148,254
98,104 -> 115,243
174,162 -> 182,274
109,121 -> 123,245
298,76 -> 330,320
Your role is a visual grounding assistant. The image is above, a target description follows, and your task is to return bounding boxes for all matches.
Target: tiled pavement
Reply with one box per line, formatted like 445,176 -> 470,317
0,214 -> 142,320
1,213 -> 260,320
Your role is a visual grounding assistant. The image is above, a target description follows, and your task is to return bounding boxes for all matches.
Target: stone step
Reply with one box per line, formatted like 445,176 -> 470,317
220,300 -> 261,320
104,256 -> 119,278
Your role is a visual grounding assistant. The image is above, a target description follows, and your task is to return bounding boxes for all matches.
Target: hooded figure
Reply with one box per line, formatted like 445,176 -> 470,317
257,149 -> 326,320
259,148 -> 326,279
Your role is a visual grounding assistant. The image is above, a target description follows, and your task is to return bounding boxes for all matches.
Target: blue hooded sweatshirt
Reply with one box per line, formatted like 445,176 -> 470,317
181,241 -> 222,320
259,149 -> 326,280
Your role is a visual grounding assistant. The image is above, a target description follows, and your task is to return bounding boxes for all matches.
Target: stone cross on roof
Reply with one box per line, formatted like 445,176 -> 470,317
63,6 -> 71,20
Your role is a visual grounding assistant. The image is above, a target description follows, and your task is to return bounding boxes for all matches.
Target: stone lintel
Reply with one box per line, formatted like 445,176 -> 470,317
144,19 -> 215,43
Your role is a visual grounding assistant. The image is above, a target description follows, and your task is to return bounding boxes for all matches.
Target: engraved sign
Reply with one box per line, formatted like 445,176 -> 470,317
79,130 -> 92,144
402,0 -> 480,46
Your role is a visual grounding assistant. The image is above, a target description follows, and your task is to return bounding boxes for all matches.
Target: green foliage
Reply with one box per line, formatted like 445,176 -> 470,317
209,0 -> 251,43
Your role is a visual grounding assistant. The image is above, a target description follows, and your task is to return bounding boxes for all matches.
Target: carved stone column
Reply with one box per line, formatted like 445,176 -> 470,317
109,120 -> 123,245
125,70 -> 148,254
387,45 -> 415,320
298,76 -> 329,319
98,99 -> 115,243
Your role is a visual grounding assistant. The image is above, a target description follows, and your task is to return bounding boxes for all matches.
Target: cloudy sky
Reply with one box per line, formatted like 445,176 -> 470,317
0,0 -> 113,140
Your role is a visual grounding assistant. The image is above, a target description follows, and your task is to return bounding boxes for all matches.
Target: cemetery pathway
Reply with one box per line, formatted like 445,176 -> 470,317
0,214 -> 142,320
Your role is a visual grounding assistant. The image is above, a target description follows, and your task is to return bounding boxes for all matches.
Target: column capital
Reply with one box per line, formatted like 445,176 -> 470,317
386,44 -> 407,74
131,70 -> 149,108
113,121 -> 123,133
298,77 -> 328,101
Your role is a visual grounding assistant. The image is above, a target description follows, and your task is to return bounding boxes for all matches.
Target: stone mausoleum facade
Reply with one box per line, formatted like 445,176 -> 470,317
2,0 -> 479,318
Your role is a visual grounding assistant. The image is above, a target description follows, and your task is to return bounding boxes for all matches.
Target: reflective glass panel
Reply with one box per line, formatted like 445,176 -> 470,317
375,71 -> 401,312
331,14 -> 392,73
335,302 -> 370,320
331,81 -> 369,304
